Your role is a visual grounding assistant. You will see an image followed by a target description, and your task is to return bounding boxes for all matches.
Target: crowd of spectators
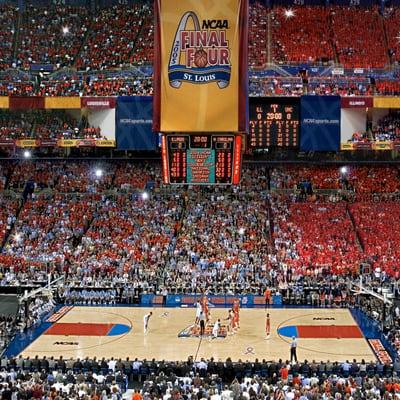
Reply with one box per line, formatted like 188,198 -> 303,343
168,190 -> 272,295
0,359 -> 128,399
350,111 -> 400,143
0,5 -> 16,71
71,194 -> 183,285
0,163 -> 396,398
248,2 -> 268,68
349,203 -> 400,277
76,5 -> 147,71
331,7 -> 388,69
0,110 -> 103,140
0,73 -> 397,97
0,355 -> 399,399
371,111 -> 400,142
2,194 -> 97,264
130,5 -> 154,66
0,110 -> 34,139
16,6 -> 90,70
0,163 -> 399,284
0,3 -> 396,71
272,7 -> 334,64
269,165 -> 400,197
271,197 -> 363,276
248,76 -> 385,97
375,80 -> 400,96
0,3 -> 399,99
384,7 -> 400,65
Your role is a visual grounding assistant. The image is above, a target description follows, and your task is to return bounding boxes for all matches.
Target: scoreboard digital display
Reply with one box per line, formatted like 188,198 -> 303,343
161,134 -> 242,185
249,98 -> 300,148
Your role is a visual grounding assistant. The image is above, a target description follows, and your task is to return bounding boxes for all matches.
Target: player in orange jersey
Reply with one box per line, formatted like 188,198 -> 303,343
265,313 -> 270,339
233,298 -> 240,330
201,295 -> 210,322
264,287 -> 271,308
225,309 -> 235,335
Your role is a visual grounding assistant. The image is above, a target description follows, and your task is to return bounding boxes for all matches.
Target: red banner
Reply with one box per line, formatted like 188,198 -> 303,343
393,142 -> 400,151
40,139 -> 58,147
9,96 -> 45,110
76,139 -> 97,147
0,139 -> 15,147
232,135 -> 242,185
81,97 -> 116,109
354,142 -> 372,150
161,135 -> 169,184
341,97 -> 373,108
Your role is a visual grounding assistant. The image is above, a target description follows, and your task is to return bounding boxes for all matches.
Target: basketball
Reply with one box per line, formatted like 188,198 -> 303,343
194,48 -> 208,68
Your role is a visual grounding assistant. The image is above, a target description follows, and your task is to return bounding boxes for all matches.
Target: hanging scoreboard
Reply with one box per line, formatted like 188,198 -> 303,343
161,134 -> 242,184
249,98 -> 300,148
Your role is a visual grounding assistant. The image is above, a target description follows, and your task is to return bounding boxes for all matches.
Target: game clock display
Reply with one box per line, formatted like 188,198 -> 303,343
249,98 -> 300,148
161,134 -> 242,185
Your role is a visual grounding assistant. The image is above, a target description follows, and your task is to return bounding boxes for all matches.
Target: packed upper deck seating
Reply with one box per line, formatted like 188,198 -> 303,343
248,2 -> 268,67
16,6 -> 90,70
76,5 -> 145,71
0,5 -> 17,71
330,7 -> 388,68
272,6 -> 334,64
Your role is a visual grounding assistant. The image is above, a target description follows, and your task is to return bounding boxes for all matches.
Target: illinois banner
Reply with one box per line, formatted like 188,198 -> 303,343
153,0 -> 248,132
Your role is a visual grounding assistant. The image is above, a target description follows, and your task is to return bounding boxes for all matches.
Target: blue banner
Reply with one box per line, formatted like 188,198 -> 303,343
116,96 -> 157,151
168,65 -> 231,88
300,96 -> 341,151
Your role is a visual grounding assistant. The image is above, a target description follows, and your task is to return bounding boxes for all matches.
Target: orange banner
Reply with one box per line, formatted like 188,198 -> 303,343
95,140 -> 116,147
57,139 -> 78,147
45,97 -> 81,109
16,139 -> 38,148
153,0 -> 248,132
0,97 -> 9,109
340,143 -> 354,151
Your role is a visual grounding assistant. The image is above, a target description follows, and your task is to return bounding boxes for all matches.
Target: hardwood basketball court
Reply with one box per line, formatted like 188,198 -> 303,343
16,306 -> 376,362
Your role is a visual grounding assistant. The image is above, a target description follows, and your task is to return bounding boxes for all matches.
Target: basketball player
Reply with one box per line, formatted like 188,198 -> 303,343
233,299 -> 240,330
265,313 -> 270,339
211,319 -> 220,340
201,295 -> 209,322
225,309 -> 235,335
264,287 -> 271,308
143,311 -> 152,334
195,301 -> 202,325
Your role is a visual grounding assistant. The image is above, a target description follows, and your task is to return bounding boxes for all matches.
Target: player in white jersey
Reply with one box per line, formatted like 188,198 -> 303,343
211,319 -> 220,340
143,312 -> 152,333
195,301 -> 202,325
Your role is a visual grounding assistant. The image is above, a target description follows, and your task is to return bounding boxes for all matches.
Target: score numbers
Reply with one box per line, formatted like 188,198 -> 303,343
161,134 -> 242,185
249,98 -> 300,148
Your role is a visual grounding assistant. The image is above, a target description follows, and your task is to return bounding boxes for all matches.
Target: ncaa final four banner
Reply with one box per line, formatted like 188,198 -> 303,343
153,0 -> 248,132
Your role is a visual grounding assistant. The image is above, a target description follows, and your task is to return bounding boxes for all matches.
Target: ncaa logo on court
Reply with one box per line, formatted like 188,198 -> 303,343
168,12 -> 231,88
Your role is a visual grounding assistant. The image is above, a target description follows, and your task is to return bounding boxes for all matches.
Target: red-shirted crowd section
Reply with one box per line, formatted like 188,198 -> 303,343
0,162 -> 397,281
0,3 -> 398,71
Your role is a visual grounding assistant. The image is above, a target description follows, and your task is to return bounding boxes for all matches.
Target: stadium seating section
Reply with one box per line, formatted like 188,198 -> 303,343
0,3 -> 398,97
0,162 -> 397,282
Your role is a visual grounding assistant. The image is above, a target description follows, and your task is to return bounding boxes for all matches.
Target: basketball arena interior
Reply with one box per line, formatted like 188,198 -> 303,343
0,0 -> 398,398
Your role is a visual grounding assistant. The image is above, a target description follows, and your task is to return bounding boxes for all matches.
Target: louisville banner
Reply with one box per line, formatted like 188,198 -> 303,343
81,97 -> 117,109
153,0 -> 248,132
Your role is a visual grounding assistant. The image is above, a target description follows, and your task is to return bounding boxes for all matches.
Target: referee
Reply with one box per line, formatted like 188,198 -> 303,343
199,311 -> 206,336
290,336 -> 298,363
